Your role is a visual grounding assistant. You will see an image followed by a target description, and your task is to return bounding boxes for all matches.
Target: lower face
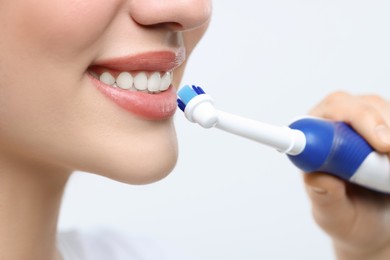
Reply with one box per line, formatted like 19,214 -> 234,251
0,1 -> 208,184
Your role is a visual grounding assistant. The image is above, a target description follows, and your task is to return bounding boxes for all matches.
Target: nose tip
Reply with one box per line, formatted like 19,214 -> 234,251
173,0 -> 212,31
129,0 -> 212,31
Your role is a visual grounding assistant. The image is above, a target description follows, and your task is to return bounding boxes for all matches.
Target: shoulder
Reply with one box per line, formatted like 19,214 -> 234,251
58,228 -> 193,260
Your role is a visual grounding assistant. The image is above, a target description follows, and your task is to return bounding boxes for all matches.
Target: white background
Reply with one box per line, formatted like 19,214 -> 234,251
59,1 -> 390,259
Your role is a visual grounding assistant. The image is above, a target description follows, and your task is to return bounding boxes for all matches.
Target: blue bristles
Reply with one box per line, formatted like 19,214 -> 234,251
177,98 -> 187,112
192,85 -> 206,95
177,85 -> 206,112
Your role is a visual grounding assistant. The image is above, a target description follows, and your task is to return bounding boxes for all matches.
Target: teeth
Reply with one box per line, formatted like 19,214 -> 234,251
148,72 -> 161,92
116,72 -> 133,90
160,72 -> 171,91
100,72 -> 116,86
134,72 -> 148,91
95,70 -> 173,93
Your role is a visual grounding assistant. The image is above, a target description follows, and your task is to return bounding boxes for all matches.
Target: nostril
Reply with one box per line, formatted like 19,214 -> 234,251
141,22 -> 184,32
163,22 -> 185,31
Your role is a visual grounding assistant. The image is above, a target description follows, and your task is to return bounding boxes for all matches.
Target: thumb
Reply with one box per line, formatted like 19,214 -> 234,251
303,173 -> 356,237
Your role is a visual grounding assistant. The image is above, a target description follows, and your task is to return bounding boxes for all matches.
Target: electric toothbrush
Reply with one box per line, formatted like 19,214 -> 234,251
177,85 -> 390,193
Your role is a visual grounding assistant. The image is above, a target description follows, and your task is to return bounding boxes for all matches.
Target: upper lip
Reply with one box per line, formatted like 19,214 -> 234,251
89,48 -> 186,72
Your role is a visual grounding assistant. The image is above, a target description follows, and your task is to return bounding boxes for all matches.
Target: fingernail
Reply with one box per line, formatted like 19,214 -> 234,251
375,125 -> 390,145
310,186 -> 328,195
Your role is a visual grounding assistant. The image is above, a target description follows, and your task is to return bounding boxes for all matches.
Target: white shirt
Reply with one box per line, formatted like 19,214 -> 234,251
58,229 -> 191,260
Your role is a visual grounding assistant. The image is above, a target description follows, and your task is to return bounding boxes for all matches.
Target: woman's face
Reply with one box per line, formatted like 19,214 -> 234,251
0,0 -> 211,184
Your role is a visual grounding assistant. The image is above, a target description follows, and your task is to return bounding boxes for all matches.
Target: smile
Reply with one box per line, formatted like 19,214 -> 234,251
89,70 -> 173,94
87,50 -> 185,120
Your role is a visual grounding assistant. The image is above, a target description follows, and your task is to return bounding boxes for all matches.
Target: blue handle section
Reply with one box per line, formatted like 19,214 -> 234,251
288,118 -> 374,180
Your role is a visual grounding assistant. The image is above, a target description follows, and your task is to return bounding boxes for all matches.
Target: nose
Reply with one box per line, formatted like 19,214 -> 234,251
128,0 -> 212,31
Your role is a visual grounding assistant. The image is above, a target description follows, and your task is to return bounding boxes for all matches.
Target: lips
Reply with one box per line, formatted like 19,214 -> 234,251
88,50 -> 185,120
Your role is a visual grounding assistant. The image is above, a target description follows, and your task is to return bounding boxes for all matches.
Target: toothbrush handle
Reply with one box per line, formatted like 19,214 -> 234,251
288,118 -> 390,193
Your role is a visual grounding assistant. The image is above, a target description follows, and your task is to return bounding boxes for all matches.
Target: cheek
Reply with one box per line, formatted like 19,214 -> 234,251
7,0 -> 121,56
0,0 -> 122,120
0,0 -> 120,159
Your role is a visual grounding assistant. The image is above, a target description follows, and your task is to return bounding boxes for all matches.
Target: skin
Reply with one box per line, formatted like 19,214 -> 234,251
303,92 -> 390,260
0,0 -> 211,259
2,1 -> 389,259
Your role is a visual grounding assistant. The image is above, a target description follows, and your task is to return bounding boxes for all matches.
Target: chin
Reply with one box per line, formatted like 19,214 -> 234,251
107,148 -> 178,185
76,120 -> 179,185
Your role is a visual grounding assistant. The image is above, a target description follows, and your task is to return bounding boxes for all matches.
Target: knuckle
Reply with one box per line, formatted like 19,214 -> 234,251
323,91 -> 350,105
312,91 -> 353,120
361,95 -> 387,107
351,104 -> 381,122
318,91 -> 352,113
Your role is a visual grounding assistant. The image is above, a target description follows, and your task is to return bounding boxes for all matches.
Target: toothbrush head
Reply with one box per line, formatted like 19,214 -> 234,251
177,85 -> 218,128
177,85 -> 206,112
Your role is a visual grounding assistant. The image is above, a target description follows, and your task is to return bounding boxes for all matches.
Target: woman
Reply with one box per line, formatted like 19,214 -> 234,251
2,1 -> 390,259
0,0 -> 211,259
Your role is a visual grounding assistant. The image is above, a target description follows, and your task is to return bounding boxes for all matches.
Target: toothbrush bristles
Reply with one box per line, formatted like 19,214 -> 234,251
177,98 -> 186,112
192,85 -> 206,95
177,85 -> 207,112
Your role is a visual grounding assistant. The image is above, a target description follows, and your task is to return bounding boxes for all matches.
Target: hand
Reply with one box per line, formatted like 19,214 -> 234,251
303,92 -> 390,260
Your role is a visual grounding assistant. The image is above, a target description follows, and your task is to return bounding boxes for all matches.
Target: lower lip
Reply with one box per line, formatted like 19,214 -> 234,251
88,74 -> 177,120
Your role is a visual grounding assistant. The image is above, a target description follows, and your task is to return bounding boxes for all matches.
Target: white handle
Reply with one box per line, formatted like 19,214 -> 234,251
215,111 -> 306,155
350,152 -> 390,193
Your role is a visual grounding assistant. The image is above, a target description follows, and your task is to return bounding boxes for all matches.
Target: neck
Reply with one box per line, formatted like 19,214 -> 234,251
0,153 -> 70,260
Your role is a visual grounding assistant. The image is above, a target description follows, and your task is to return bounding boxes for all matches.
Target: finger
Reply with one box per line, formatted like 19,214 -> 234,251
303,173 -> 357,237
360,94 -> 390,126
309,92 -> 390,153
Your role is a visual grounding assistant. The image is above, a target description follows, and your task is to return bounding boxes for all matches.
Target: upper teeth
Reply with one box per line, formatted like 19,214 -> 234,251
96,71 -> 173,93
